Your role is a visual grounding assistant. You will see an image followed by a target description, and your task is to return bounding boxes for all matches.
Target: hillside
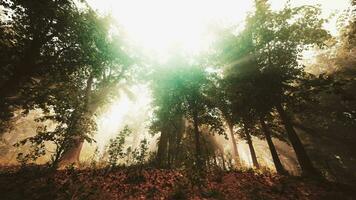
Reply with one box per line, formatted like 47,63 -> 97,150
0,166 -> 355,200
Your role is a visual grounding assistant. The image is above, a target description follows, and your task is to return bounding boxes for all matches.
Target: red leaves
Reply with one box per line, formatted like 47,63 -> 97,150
0,166 -> 355,200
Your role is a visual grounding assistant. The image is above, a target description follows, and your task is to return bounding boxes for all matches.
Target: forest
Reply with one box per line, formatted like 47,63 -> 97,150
0,0 -> 356,199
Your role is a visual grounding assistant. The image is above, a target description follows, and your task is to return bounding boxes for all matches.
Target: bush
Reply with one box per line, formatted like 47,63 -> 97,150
107,126 -> 131,167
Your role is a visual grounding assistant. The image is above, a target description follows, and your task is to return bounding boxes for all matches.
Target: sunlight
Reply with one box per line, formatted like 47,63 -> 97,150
87,0 -> 349,60
87,0 -> 253,58
86,84 -> 153,154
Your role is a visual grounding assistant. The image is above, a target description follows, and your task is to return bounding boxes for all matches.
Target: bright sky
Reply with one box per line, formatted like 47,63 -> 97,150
87,0 -> 350,58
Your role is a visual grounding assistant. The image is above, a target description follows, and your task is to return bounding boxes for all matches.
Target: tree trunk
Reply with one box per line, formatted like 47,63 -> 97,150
221,152 -> 226,170
193,109 -> 202,168
167,133 -> 172,168
58,138 -> 84,167
213,151 -> 218,166
58,75 -> 93,168
259,116 -> 288,175
244,127 -> 260,169
173,117 -> 184,165
227,123 -> 242,168
275,103 -> 319,177
192,108 -> 202,169
156,129 -> 169,167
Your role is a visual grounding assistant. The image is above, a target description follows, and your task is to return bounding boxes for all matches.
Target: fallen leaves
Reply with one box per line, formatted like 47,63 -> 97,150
0,166 -> 355,200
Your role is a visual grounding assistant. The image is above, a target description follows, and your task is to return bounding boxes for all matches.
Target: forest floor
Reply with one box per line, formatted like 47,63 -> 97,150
0,165 -> 355,200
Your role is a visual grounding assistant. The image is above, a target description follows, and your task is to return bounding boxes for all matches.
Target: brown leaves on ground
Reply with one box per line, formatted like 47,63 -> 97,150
0,166 -> 355,200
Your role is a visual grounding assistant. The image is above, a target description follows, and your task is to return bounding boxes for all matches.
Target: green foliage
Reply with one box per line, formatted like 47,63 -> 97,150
107,125 -> 132,167
134,138 -> 149,165
149,55 -> 225,171
211,0 -> 332,177
13,110 -> 97,167
105,126 -> 150,167
2,0 -> 134,168
216,1 -> 331,116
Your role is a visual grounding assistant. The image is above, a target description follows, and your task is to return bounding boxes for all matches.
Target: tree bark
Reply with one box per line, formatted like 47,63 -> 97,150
57,138 -> 84,167
275,103 -> 319,177
259,116 -> 288,175
244,127 -> 260,169
192,107 -> 202,169
227,122 -> 242,168
221,151 -> 226,170
213,151 -> 218,166
173,117 -> 184,165
156,129 -> 169,167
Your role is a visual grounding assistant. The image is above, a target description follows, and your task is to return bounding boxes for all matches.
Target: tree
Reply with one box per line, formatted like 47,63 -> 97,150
5,2 -> 134,167
286,2 -> 356,182
150,110 -> 184,168
259,116 -> 288,174
0,0 -> 86,120
213,0 -> 330,176
150,55 -> 224,171
205,77 -> 242,168
251,1 -> 328,177
56,11 -> 133,167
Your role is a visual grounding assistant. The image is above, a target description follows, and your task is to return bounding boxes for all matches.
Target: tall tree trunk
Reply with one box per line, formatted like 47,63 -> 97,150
192,108 -> 202,169
58,75 -> 93,168
221,151 -> 226,170
275,103 -> 319,177
173,117 -> 184,165
213,151 -> 218,166
259,116 -> 288,175
227,122 -> 242,168
244,127 -> 260,169
167,133 -> 172,168
156,129 -> 169,167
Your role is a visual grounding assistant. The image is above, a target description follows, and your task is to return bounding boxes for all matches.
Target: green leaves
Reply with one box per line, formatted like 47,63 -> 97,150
215,0 -> 332,117
107,125 -> 132,167
1,0 -> 136,167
